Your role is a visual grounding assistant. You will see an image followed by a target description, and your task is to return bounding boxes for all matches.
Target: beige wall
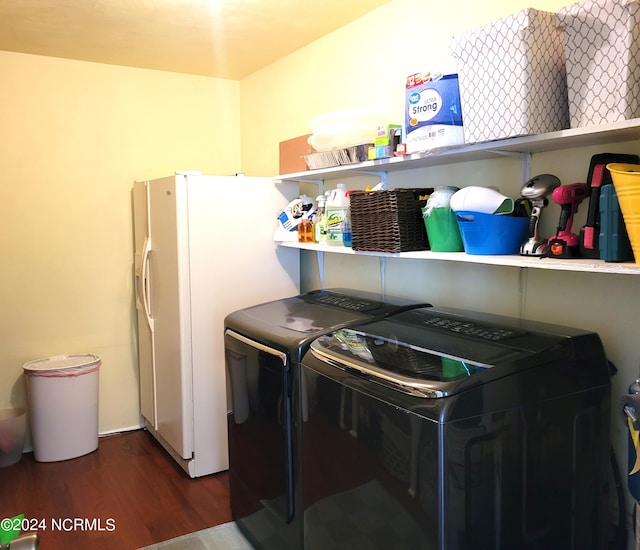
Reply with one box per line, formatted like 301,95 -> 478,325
0,51 -> 241,432
240,0 -> 568,176
0,0 -> 580,436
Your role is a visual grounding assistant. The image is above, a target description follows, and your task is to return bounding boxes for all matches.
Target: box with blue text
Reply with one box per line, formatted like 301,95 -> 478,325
404,63 -> 464,154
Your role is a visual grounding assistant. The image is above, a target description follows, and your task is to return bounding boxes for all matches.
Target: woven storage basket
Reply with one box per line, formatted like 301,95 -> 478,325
350,188 -> 432,253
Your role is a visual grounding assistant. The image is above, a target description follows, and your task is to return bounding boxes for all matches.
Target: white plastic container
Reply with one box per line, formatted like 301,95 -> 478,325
450,186 -> 515,214
23,354 -> 101,462
325,184 -> 350,246
0,408 -> 27,467
307,109 -> 388,152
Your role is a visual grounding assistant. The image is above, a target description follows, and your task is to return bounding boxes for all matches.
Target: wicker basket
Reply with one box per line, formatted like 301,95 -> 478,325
350,188 -> 432,253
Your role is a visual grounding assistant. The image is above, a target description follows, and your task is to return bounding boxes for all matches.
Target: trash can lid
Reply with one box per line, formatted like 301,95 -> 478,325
23,354 -> 101,376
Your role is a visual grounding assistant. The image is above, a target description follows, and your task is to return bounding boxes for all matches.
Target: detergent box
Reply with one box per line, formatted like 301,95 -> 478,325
368,124 -> 402,160
404,61 -> 464,154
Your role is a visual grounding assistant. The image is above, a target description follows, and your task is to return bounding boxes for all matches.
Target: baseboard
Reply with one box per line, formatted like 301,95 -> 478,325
99,423 -> 144,437
19,423 -> 144,454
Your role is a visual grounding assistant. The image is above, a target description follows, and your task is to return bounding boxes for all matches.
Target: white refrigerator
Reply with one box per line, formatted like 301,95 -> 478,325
133,173 -> 300,478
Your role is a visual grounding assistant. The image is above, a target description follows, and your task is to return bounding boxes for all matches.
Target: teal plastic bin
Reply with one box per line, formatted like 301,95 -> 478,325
456,211 -> 528,255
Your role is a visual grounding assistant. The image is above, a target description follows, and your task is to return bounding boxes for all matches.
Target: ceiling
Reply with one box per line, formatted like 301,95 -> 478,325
0,0 -> 390,80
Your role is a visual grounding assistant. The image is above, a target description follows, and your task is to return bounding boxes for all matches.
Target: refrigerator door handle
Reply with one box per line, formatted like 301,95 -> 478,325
135,253 -> 145,311
140,236 -> 154,332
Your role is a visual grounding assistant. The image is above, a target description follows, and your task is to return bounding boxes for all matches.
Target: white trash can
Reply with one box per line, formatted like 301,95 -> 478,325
23,354 -> 101,462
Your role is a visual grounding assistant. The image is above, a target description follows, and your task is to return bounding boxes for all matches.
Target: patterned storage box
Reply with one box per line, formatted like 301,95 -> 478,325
556,0 -> 640,128
350,188 -> 432,253
449,9 -> 569,143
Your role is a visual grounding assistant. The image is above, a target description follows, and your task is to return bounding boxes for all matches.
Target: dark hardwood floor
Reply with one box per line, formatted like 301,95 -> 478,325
0,428 -> 232,549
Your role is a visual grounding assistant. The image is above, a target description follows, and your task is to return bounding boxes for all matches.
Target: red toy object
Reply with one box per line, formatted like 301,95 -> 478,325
547,183 -> 589,258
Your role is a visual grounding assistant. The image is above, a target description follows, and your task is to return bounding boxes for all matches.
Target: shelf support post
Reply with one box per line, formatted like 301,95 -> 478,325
379,257 -> 387,297
520,152 -> 532,184
316,249 -> 325,289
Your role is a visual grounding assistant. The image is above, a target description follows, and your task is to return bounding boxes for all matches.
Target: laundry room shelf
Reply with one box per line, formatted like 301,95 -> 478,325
278,241 -> 640,275
275,118 -> 640,275
275,118 -> 640,182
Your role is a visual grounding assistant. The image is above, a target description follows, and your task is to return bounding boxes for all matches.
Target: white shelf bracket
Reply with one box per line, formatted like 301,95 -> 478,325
275,177 -> 324,194
489,151 -> 532,183
304,179 -> 325,194
356,171 -> 388,190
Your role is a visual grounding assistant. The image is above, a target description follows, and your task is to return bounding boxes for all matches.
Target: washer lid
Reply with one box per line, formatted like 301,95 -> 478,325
305,306 -> 594,398
224,288 -> 429,350
23,354 -> 101,375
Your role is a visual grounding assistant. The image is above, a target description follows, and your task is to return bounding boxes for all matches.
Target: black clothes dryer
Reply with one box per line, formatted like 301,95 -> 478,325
301,306 -> 611,550
223,288 -> 429,550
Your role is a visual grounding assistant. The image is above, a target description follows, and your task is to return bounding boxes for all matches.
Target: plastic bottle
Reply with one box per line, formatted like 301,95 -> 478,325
326,184 -> 350,246
342,212 -> 352,247
298,218 -> 313,243
313,195 -> 327,244
342,191 -> 354,247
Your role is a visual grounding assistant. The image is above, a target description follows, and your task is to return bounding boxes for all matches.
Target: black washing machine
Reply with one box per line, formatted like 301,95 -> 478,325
223,288 -> 429,550
301,306 -> 611,550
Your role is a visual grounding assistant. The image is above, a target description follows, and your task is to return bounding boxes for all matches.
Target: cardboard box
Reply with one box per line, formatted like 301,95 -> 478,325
449,9 -> 569,143
404,64 -> 465,153
374,124 -> 402,147
279,134 -> 312,174
367,145 -> 391,160
556,0 -> 640,128
368,125 -> 402,159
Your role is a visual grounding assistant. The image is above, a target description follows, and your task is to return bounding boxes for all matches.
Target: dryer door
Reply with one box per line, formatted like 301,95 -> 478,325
225,330 -> 294,524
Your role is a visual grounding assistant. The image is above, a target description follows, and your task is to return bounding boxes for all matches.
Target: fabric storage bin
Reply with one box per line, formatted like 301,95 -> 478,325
556,0 -> 640,128
456,211 -> 528,255
350,188 -> 432,253
449,9 -> 569,143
